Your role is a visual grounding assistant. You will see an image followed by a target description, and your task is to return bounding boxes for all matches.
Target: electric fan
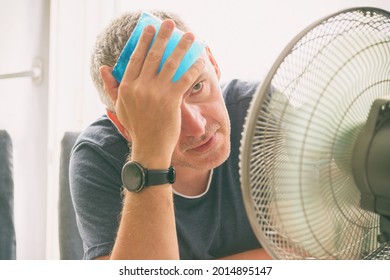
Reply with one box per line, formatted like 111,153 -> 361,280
240,7 -> 390,260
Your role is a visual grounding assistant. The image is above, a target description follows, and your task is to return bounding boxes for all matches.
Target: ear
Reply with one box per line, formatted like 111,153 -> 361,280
100,65 -> 119,105
206,46 -> 221,80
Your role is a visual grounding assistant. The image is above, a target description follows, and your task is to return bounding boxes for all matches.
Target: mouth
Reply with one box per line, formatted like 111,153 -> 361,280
191,133 -> 217,153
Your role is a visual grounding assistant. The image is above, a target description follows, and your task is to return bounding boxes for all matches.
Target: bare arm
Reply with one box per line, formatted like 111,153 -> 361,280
96,248 -> 273,260
218,248 -> 273,260
110,187 -> 178,259
94,186 -> 177,259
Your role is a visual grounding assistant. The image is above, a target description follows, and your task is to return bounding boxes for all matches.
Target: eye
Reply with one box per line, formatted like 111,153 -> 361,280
191,82 -> 203,94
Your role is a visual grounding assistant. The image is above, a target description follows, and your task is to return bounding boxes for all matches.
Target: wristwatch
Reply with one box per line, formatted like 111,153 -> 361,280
121,161 -> 176,192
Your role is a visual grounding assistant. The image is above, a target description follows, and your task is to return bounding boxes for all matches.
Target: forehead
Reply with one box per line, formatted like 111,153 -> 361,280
198,52 -> 217,77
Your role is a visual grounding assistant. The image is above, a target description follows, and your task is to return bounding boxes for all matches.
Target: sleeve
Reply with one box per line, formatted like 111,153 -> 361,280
69,141 -> 123,260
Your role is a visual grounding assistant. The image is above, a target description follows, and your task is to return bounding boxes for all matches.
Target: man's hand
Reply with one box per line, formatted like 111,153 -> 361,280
112,20 -> 205,168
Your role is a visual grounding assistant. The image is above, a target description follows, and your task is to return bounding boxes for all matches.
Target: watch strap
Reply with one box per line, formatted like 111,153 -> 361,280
145,167 -> 176,186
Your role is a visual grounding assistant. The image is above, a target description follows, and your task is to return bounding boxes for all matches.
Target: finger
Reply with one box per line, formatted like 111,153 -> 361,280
140,19 -> 175,78
122,24 -> 156,83
157,32 -> 195,83
171,58 -> 205,96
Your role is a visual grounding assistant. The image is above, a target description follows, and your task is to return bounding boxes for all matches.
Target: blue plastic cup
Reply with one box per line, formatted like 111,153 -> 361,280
112,11 -> 206,83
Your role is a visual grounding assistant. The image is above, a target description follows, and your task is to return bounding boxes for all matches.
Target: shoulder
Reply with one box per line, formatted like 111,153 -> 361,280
221,79 -> 260,107
73,115 -> 127,156
70,115 -> 128,171
74,115 -> 126,149
221,79 -> 260,128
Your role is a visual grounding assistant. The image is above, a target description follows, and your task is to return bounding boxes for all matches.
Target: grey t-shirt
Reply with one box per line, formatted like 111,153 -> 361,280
70,79 -> 261,259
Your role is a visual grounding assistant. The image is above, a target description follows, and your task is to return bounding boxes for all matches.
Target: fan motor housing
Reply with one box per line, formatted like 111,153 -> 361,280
352,98 -> 390,224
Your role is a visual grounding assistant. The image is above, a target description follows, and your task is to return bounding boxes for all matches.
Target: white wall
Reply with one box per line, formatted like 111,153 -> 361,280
45,0 -> 111,259
115,0 -> 390,83
0,0 -> 389,259
0,0 -> 50,259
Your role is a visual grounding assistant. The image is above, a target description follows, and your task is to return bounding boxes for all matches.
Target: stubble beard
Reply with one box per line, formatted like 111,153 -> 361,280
172,123 -> 231,170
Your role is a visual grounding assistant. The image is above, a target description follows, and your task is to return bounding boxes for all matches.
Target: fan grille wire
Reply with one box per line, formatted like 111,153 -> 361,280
240,8 -> 390,259
365,243 -> 390,260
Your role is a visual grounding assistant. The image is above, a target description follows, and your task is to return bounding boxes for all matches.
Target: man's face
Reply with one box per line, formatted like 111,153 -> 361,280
171,55 -> 231,170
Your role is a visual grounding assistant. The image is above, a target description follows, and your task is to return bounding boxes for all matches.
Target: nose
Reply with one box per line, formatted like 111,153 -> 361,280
181,102 -> 206,137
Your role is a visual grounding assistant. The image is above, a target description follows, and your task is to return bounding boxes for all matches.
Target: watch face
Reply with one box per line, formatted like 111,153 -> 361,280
121,162 -> 144,192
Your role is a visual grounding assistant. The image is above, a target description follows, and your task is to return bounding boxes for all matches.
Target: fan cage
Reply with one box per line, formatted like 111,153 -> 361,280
240,7 -> 390,260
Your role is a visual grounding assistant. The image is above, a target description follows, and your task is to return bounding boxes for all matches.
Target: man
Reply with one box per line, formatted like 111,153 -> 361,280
70,10 -> 271,260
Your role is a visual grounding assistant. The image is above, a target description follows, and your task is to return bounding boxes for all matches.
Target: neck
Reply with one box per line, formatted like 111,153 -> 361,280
173,166 -> 211,197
